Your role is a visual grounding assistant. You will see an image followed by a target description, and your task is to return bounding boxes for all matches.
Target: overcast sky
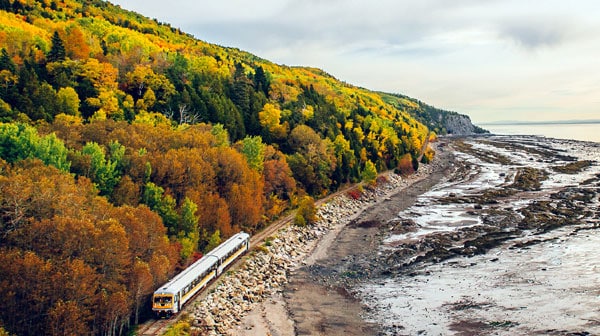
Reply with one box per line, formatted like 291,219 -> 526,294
111,0 -> 600,123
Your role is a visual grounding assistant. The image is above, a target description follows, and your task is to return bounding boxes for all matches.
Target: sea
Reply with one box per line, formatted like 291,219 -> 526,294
480,122 -> 600,143
359,134 -> 600,335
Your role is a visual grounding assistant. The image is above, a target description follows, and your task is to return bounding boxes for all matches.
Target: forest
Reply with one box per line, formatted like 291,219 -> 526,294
0,0 -> 441,335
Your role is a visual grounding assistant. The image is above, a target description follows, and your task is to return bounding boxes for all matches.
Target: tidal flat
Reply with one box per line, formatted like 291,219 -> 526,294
360,135 -> 600,335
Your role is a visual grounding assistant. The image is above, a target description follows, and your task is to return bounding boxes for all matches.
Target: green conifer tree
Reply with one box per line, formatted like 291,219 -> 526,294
47,31 -> 66,62
0,49 -> 16,72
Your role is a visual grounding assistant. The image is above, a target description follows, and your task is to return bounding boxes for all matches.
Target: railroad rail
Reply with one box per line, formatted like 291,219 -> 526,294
135,178 -> 384,335
136,318 -> 170,336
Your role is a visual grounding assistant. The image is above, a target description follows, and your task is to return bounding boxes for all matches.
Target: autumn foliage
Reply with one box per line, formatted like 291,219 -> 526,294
396,153 -> 416,176
0,0 -> 442,335
0,160 -> 177,335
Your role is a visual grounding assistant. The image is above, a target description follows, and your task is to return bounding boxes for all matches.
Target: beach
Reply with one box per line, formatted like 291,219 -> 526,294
224,143 -> 453,335
194,135 -> 600,335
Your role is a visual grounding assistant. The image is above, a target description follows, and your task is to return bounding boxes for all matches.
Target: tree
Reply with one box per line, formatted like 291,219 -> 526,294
48,300 -> 89,336
130,260 -> 153,325
142,182 -> 179,234
263,157 -> 296,200
253,66 -> 269,96
211,123 -> 230,147
57,86 -> 80,116
237,136 -> 265,172
187,188 -> 233,241
33,132 -> 71,172
287,125 -> 336,195
396,153 -> 415,176
294,196 -> 316,227
47,31 -> 66,63
231,62 -> 251,113
0,123 -> 70,171
259,103 -> 287,140
205,229 -> 221,252
63,27 -> 89,60
0,49 -> 16,73
79,141 -> 121,195
125,64 -> 175,110
177,197 -> 200,260
361,160 -> 377,185
178,197 -> 199,238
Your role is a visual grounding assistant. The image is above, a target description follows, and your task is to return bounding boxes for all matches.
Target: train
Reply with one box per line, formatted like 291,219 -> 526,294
152,231 -> 251,317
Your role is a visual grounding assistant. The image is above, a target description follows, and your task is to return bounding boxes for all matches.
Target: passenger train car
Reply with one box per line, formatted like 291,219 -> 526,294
152,232 -> 250,317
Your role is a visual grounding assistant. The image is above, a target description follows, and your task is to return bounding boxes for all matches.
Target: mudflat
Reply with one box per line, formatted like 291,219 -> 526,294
283,144 -> 455,335
233,135 -> 599,335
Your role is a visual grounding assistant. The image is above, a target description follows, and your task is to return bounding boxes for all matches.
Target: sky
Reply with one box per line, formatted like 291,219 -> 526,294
110,0 -> 600,124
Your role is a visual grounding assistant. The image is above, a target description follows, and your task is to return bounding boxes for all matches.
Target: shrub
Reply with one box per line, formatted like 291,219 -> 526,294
361,159 -> 377,185
163,313 -> 191,335
255,244 -> 269,254
347,188 -> 362,200
396,153 -> 415,176
294,195 -> 317,226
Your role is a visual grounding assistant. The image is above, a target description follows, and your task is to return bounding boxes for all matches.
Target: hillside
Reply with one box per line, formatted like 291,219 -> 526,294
0,0 -> 477,335
379,92 -> 488,135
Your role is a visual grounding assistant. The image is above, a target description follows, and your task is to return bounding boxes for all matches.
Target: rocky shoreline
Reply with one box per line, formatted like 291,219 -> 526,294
359,135 -> 600,335
188,135 -> 600,335
189,151 -> 440,335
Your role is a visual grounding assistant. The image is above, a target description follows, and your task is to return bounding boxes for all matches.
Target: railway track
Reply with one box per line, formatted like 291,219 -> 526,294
136,318 -> 171,336
135,179 -> 381,335
250,183 -> 361,247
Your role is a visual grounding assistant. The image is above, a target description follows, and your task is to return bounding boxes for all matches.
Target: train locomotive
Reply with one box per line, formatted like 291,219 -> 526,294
152,232 -> 250,317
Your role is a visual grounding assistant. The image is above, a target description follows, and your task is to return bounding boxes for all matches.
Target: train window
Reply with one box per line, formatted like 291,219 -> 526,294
154,296 -> 172,304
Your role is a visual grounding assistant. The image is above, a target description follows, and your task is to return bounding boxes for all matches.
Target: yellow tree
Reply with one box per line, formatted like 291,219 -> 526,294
258,103 -> 287,139
56,86 -> 80,116
125,64 -> 175,108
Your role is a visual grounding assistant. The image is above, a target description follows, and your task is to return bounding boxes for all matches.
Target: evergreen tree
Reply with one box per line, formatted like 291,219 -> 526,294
47,31 -> 66,63
253,66 -> 269,96
231,63 -> 251,112
0,0 -> 11,11
0,49 -> 16,73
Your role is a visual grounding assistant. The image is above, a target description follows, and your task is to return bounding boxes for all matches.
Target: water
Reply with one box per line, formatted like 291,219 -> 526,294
480,122 -> 600,143
359,135 -> 600,335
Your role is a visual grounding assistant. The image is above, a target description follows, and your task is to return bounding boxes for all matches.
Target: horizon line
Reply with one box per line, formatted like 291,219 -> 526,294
479,119 -> 600,126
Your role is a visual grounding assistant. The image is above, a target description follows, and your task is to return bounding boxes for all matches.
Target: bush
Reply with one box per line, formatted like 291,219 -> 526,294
361,159 -> 377,185
163,313 -> 191,336
347,188 -> 362,200
293,212 -> 306,227
294,196 -> 317,226
254,244 -> 269,254
396,153 -> 415,176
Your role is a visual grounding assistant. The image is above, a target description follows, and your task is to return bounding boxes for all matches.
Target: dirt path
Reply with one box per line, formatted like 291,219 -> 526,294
283,144 -> 455,335
232,135 -> 600,335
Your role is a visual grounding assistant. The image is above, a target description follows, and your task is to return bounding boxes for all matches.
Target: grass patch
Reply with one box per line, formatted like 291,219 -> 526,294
163,313 -> 192,336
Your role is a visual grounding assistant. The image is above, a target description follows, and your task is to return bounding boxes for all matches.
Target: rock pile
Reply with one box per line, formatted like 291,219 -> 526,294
189,168 -> 431,335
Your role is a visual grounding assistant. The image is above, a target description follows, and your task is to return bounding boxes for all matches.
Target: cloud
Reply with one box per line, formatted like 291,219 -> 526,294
111,0 -> 600,123
499,18 -> 578,49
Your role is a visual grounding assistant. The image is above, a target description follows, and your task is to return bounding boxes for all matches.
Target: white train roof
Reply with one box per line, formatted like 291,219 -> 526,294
153,231 -> 250,295
207,231 -> 250,260
155,255 -> 218,295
